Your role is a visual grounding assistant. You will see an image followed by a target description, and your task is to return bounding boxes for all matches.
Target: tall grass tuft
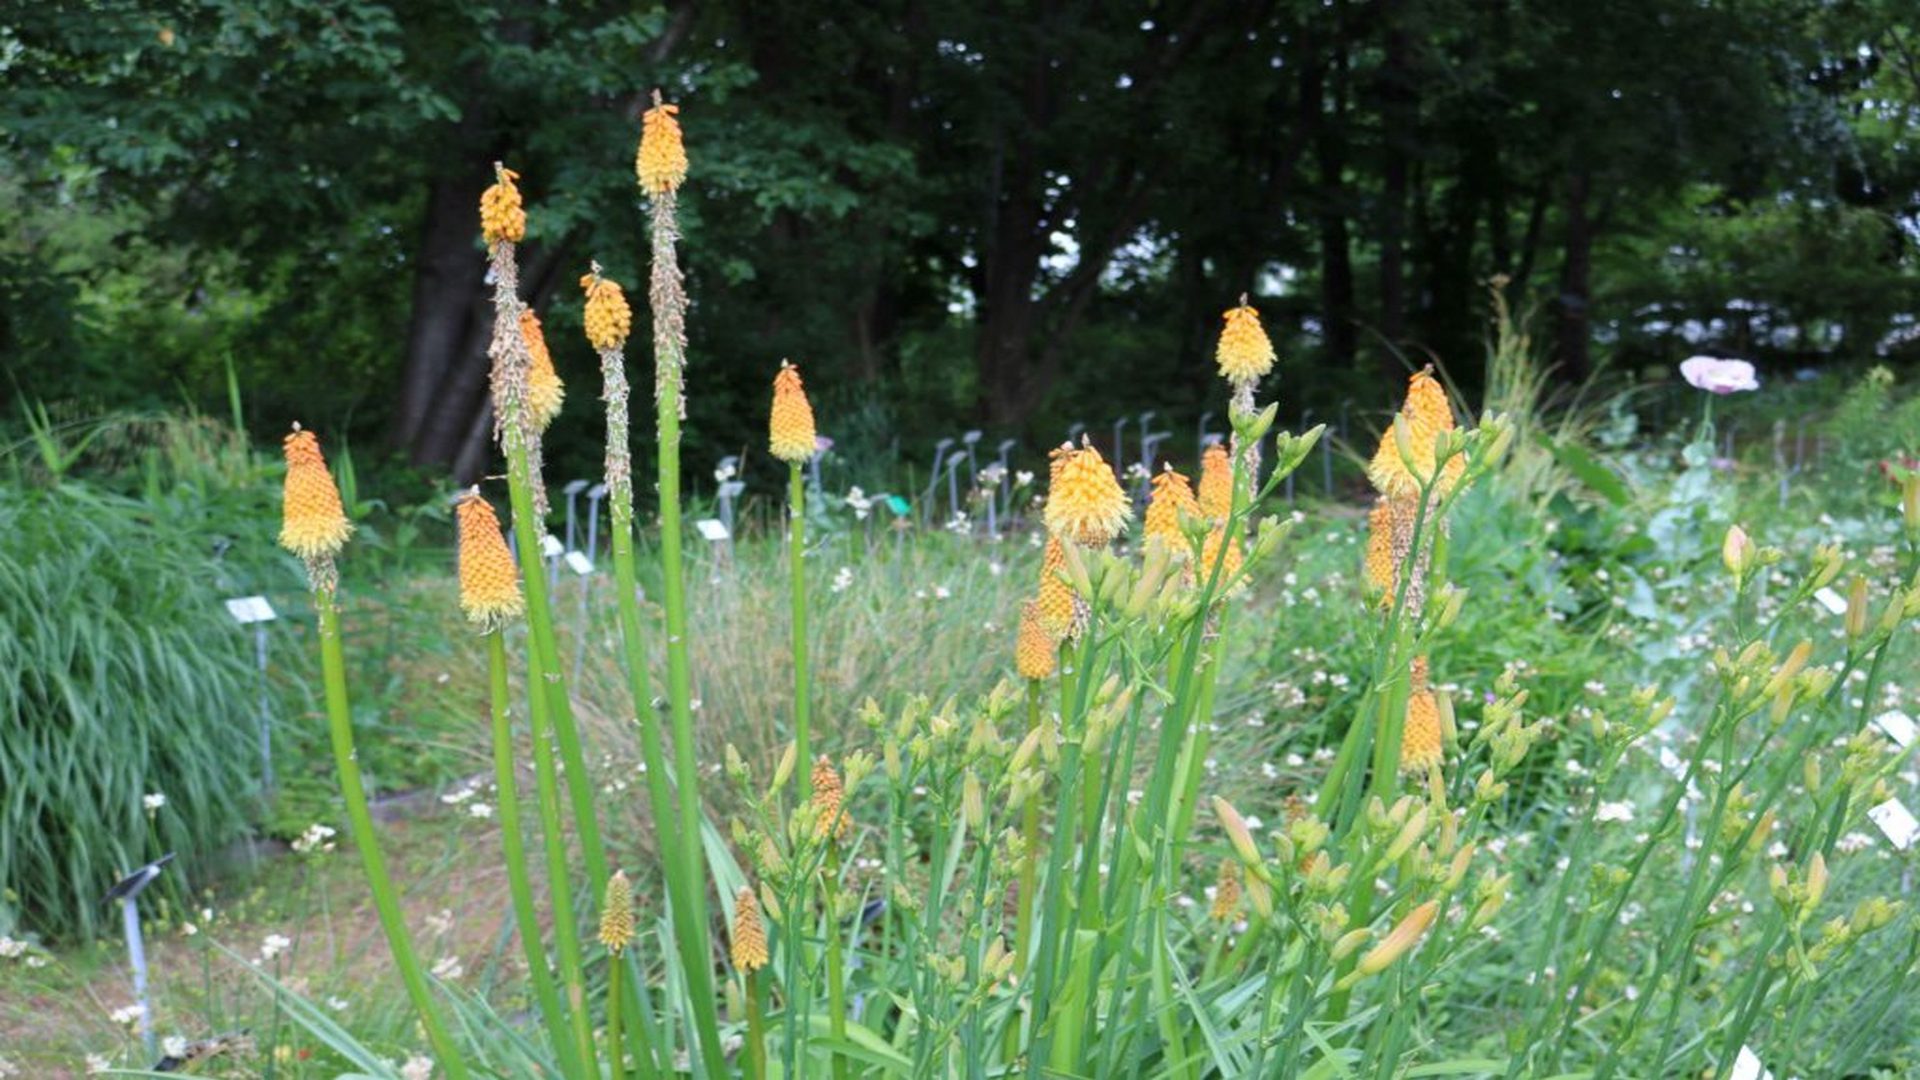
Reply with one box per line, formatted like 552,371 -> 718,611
0,482 -> 259,940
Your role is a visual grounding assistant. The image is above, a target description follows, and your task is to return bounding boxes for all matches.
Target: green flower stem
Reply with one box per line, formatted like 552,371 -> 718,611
525,642 -> 600,1075
653,313 -> 727,1074
744,969 -> 767,1080
824,843 -> 849,1080
1014,680 -> 1043,979
606,949 -> 626,1080
314,591 -> 471,1080
791,462 -> 813,800
485,631 -> 582,1078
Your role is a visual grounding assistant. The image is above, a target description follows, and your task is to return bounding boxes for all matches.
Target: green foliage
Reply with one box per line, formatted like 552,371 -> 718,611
0,480 -> 261,941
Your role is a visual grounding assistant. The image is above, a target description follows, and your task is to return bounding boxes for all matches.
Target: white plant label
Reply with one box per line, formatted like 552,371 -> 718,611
565,551 -> 593,576
1729,1045 -> 1773,1080
696,519 -> 730,542
224,596 -> 277,624
540,534 -> 565,557
1872,710 -> 1916,750
1868,799 -> 1919,851
1812,587 -> 1847,616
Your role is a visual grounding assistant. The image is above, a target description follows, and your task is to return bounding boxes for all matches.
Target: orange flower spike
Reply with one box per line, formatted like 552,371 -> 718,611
278,427 -> 353,562
1143,465 -> 1199,553
1367,367 -> 1463,499
520,309 -> 565,431
455,492 -> 524,631
636,98 -> 689,196
1015,599 -> 1058,680
1197,443 -> 1233,521
581,271 -> 633,352
768,360 -> 818,464
1215,301 -> 1276,385
479,165 -> 526,246
1044,440 -> 1131,547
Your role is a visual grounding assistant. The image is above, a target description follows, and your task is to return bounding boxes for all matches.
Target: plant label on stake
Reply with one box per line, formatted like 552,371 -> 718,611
1868,799 -> 1919,851
696,519 -> 730,542
104,852 -> 174,1059
1812,587 -> 1848,616
1872,710 -> 1916,749
1729,1045 -> 1774,1080
224,596 -> 278,794
566,551 -> 594,576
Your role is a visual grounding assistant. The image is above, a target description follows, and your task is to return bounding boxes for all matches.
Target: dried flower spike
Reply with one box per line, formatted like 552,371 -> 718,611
636,97 -> 688,196
1210,858 -> 1243,923
1015,599 -> 1057,680
599,871 -> 635,954
810,756 -> 850,842
1367,367 -> 1463,499
730,885 -> 768,973
1197,443 -> 1233,521
1044,438 -> 1131,547
769,361 -> 818,464
279,426 -> 352,561
455,492 -> 523,631
479,165 -> 525,246
1215,300 -> 1276,385
581,270 -> 632,352
520,310 -> 565,431
1143,465 -> 1198,554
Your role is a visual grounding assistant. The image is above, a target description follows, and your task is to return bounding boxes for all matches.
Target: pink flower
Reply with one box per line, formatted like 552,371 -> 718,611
1679,356 -> 1758,394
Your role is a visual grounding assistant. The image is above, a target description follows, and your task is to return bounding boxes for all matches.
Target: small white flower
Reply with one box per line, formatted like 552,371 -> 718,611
181,922 -> 198,937
933,585 -> 951,600
832,567 -> 854,593
142,793 -> 167,812
327,996 -> 350,1012
110,1004 -> 143,1026
292,823 -> 337,854
260,934 -> 292,961
0,936 -> 25,959
1595,801 -> 1634,823
431,955 -> 465,980
1014,470 -> 1034,488
163,1036 -> 188,1058
85,1054 -> 112,1074
401,1054 -> 436,1080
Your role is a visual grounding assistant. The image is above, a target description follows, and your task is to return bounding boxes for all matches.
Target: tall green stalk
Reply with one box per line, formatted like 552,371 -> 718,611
485,631 -> 581,1078
648,186 -> 728,1074
526,643 -> 599,1074
790,462 -> 813,799
606,952 -> 626,1080
314,594 -> 471,1080
824,844 -> 849,1080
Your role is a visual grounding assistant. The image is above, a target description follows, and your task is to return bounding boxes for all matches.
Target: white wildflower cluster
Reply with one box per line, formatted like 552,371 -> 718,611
162,1036 -> 187,1059
978,463 -> 1006,488
0,936 -> 27,960
401,1054 -> 435,1080
259,933 -> 292,962
845,485 -> 872,520
832,566 -> 854,593
945,512 -> 970,534
109,1004 -> 143,1027
142,792 -> 167,812
431,955 -> 465,980
291,822 -> 337,854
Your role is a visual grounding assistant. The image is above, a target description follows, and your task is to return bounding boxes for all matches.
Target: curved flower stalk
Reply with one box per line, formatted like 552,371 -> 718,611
279,427 -> 471,1080
771,360 -> 819,793
636,91 -> 728,1074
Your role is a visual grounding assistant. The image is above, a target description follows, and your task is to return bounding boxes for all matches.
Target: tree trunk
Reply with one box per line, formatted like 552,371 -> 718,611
1376,0 -> 1413,380
397,172 -> 494,468
1554,168 -> 1593,383
1316,15 -> 1358,369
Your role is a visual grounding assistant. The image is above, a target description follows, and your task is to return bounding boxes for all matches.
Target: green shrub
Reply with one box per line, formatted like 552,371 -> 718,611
0,481 -> 262,941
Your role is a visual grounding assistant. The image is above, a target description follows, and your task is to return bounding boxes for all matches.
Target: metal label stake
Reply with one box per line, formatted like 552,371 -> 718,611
105,852 -> 175,1058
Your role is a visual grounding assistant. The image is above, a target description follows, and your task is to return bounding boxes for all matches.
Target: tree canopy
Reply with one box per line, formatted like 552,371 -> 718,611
4,0 -> 1916,484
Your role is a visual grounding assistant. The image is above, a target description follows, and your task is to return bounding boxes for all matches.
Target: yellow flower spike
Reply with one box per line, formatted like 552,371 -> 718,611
479,164 -> 525,246
1364,498 -> 1394,599
580,269 -> 632,353
278,426 -> 353,562
1401,689 -> 1444,776
1200,523 -> 1243,590
519,309 -> 565,432
1367,367 -> 1464,499
1015,599 -> 1058,681
455,491 -> 524,631
1210,859 -> 1243,923
1215,298 -> 1276,385
768,360 -> 818,464
599,871 -> 635,954
1197,442 -> 1233,521
1143,465 -> 1199,554
1036,537 -> 1077,639
1044,439 -> 1131,546
810,756 -> 850,842
730,885 -> 768,974
636,96 -> 689,196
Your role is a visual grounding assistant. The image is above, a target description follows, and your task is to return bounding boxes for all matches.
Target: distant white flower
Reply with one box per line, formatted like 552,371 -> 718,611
0,1056 -> 19,1078
832,567 -> 854,593
933,585 -> 951,600
844,486 -> 872,520
401,1054 -> 435,1080
162,1036 -> 187,1058
1014,470 -> 1035,488
1679,356 -> 1759,394
110,1004 -> 143,1027
85,1054 -> 112,1074
979,464 -> 1006,488
467,802 -> 493,820
440,786 -> 476,806
142,793 -> 166,812
260,934 -> 292,961
327,996 -> 350,1012
431,955 -> 464,980
292,822 -> 337,854
0,936 -> 25,959
1595,801 -> 1635,823
181,922 -> 198,937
